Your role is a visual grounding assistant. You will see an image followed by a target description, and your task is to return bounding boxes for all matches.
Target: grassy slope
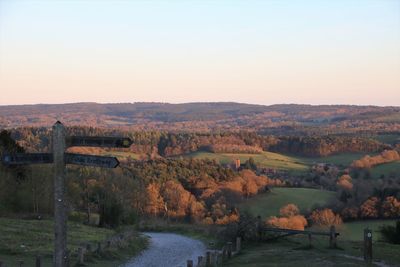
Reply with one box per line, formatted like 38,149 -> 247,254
184,151 -> 370,175
184,151 -> 310,174
225,220 -> 400,267
0,218 -> 147,266
370,161 -> 400,179
223,235 -> 400,267
239,188 -> 336,219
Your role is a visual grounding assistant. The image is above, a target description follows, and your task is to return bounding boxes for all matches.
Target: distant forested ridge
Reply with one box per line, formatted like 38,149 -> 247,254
1,102 -> 400,134
7,127 -> 389,157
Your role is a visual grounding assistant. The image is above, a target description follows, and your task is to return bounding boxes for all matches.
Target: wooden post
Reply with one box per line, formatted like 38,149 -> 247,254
53,121 -> 67,267
236,236 -> 241,252
19,260 -> 24,267
364,228 -> 372,262
198,255 -> 203,266
187,259 -> 193,267
206,251 -> 212,267
78,247 -> 84,264
227,242 -> 232,258
222,246 -> 227,260
36,255 -> 42,267
308,233 -> 312,248
97,242 -> 102,253
256,215 -> 262,241
329,225 -> 337,248
86,243 -> 92,252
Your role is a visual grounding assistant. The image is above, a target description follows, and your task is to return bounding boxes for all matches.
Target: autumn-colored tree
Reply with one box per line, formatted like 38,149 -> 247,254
144,183 -> 165,217
266,204 -> 307,230
267,215 -> 308,230
381,196 -> 400,218
279,203 -> 300,218
337,174 -> 353,190
360,197 -> 381,218
309,209 -> 342,226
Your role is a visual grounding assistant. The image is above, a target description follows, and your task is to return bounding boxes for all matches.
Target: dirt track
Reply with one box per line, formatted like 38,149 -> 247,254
122,232 -> 206,267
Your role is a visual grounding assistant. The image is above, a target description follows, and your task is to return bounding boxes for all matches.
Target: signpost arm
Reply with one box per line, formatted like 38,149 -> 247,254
53,121 -> 67,267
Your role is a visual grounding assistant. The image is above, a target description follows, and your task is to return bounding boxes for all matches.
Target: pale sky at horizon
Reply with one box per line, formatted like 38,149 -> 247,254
0,0 -> 399,106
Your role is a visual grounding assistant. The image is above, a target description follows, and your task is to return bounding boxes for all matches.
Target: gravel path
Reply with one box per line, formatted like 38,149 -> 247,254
122,232 -> 207,267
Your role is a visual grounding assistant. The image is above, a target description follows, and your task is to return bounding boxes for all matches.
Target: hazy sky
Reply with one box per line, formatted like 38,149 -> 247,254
0,0 -> 399,106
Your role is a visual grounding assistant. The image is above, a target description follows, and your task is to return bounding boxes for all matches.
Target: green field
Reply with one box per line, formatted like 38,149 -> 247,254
223,234 -> 400,267
370,161 -> 400,179
0,218 -> 147,266
372,134 -> 400,145
302,153 -> 370,167
183,151 -> 310,174
183,151 -> 371,175
239,187 -> 336,219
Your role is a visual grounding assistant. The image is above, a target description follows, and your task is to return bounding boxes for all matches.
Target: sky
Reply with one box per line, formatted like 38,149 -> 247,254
0,0 -> 399,106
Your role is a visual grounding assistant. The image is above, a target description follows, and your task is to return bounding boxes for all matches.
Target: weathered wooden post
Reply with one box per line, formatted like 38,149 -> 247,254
197,255 -> 203,266
35,255 -> 42,267
222,245 -> 227,260
53,121 -> 68,267
364,228 -> 372,262
227,242 -> 232,258
236,236 -> 241,252
329,225 -> 337,248
256,215 -> 262,241
206,251 -> 212,267
78,247 -> 85,264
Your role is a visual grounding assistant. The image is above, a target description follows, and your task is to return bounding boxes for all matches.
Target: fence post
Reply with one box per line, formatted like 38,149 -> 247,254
329,225 -> 337,248
236,236 -> 241,252
36,255 -> 42,267
227,242 -> 232,258
256,215 -> 262,241
198,255 -> 203,266
308,233 -> 312,248
364,228 -> 372,262
206,251 -> 212,267
78,247 -> 84,264
97,242 -> 102,253
187,259 -> 193,267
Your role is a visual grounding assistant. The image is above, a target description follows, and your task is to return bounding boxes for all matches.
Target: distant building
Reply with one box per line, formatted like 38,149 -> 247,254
235,158 -> 241,170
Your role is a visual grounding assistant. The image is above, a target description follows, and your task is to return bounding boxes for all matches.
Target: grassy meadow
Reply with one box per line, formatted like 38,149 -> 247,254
183,150 -> 372,176
370,161 -> 400,179
0,218 -> 147,267
239,187 -> 336,219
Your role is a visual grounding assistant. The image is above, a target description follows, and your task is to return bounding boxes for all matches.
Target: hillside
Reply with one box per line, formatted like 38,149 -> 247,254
1,102 -> 400,134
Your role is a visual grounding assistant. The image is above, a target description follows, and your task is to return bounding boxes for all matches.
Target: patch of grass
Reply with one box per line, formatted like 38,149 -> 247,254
372,134 -> 400,145
183,151 -> 310,175
223,235 -> 400,267
0,218 -> 147,266
370,161 -> 400,179
301,153 -> 370,167
239,187 -> 336,219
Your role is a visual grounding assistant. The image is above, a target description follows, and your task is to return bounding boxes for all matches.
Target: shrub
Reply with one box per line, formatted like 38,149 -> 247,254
309,208 -> 342,226
380,221 -> 400,244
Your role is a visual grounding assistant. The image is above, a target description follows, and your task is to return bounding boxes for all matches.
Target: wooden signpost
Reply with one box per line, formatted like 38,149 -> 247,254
1,121 -> 132,267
